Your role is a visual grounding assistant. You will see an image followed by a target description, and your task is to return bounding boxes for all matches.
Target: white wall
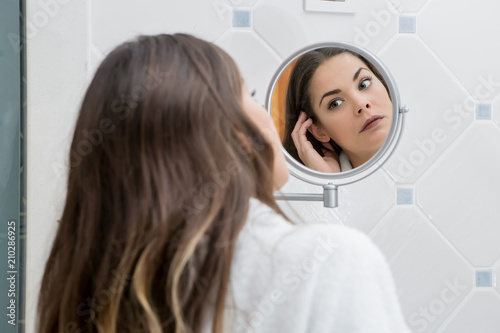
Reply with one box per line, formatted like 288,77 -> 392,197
27,0 -> 500,332
26,0 -> 89,331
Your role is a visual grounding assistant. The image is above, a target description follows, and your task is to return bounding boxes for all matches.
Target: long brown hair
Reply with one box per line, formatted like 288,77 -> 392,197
37,33 -> 286,333
282,47 -> 388,164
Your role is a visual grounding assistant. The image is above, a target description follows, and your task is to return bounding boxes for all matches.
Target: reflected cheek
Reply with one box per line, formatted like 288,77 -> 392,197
375,90 -> 393,113
322,116 -> 351,140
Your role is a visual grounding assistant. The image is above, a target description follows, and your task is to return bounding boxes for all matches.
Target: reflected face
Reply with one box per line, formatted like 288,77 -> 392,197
309,53 -> 392,168
242,84 -> 289,190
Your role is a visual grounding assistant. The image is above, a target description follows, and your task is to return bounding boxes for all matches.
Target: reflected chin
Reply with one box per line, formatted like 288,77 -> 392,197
366,123 -> 390,151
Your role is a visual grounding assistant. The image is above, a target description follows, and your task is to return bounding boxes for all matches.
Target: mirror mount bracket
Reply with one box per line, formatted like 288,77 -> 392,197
323,184 -> 338,208
274,184 -> 338,208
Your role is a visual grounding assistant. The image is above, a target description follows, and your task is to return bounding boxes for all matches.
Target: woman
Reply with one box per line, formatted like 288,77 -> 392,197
283,48 -> 393,173
37,34 -> 409,332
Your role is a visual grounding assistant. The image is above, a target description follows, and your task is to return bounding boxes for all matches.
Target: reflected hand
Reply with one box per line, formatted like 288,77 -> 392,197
291,112 -> 341,173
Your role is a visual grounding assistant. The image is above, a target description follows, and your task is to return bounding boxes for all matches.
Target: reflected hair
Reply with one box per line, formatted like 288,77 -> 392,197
37,34 -> 288,333
282,47 -> 389,164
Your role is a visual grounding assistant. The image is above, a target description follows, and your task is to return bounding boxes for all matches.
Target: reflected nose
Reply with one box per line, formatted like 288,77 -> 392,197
356,101 -> 371,115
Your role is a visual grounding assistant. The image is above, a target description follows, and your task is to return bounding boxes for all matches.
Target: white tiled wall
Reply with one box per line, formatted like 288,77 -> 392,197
26,0 -> 500,332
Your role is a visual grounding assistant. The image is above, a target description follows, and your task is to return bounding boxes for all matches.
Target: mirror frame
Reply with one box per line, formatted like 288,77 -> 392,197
265,41 -> 407,187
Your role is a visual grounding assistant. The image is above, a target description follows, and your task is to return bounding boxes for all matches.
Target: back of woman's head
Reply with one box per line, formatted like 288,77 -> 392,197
37,33 -> 280,333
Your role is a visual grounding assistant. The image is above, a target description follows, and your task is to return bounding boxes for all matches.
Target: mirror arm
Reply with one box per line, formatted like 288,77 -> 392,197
274,184 -> 338,208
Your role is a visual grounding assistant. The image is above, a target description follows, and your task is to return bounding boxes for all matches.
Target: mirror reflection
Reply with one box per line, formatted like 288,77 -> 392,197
271,47 -> 392,173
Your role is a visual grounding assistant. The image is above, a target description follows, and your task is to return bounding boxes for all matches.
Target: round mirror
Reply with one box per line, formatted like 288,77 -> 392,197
266,42 -> 407,188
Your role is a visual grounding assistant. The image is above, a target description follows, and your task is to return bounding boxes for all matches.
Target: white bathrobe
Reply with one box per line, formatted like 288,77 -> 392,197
339,151 -> 353,172
223,198 -> 410,333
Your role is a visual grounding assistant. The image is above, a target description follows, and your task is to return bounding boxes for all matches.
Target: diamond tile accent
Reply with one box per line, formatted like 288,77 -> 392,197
476,269 -> 493,287
233,10 -> 251,27
476,103 -> 492,120
399,16 -> 416,33
397,187 -> 413,204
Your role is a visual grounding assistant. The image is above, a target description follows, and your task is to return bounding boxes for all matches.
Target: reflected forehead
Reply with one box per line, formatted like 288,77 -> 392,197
325,52 -> 366,68
309,53 -> 369,103
313,53 -> 368,85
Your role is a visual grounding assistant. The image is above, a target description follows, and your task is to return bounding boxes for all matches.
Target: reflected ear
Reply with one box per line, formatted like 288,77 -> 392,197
308,123 -> 330,143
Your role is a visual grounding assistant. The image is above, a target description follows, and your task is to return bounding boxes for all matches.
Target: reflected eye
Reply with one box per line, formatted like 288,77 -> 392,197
327,99 -> 343,110
359,77 -> 372,90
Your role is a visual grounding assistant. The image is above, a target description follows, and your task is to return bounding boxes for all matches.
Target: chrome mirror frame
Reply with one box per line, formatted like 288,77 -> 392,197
266,42 -> 408,207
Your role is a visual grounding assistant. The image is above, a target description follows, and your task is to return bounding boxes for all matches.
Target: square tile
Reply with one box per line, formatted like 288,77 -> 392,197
420,1 -> 500,100
439,291 -> 500,332
476,269 -> 493,287
399,15 -> 416,33
233,9 -> 251,27
370,207 -> 473,333
380,38 -> 473,184
397,187 -> 413,204
91,1 -> 233,62
215,31 -> 280,106
476,103 -> 492,120
416,124 -> 500,266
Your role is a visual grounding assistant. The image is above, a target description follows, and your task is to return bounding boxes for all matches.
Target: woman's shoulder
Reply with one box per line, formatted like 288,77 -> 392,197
230,199 -> 409,332
244,198 -> 384,264
247,198 -> 375,242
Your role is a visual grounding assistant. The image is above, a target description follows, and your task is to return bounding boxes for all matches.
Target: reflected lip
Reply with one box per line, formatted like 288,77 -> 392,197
360,115 -> 384,133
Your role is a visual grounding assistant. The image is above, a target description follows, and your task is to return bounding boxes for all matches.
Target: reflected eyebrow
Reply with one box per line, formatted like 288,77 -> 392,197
319,89 -> 341,107
353,67 -> 370,82
318,67 -> 371,107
